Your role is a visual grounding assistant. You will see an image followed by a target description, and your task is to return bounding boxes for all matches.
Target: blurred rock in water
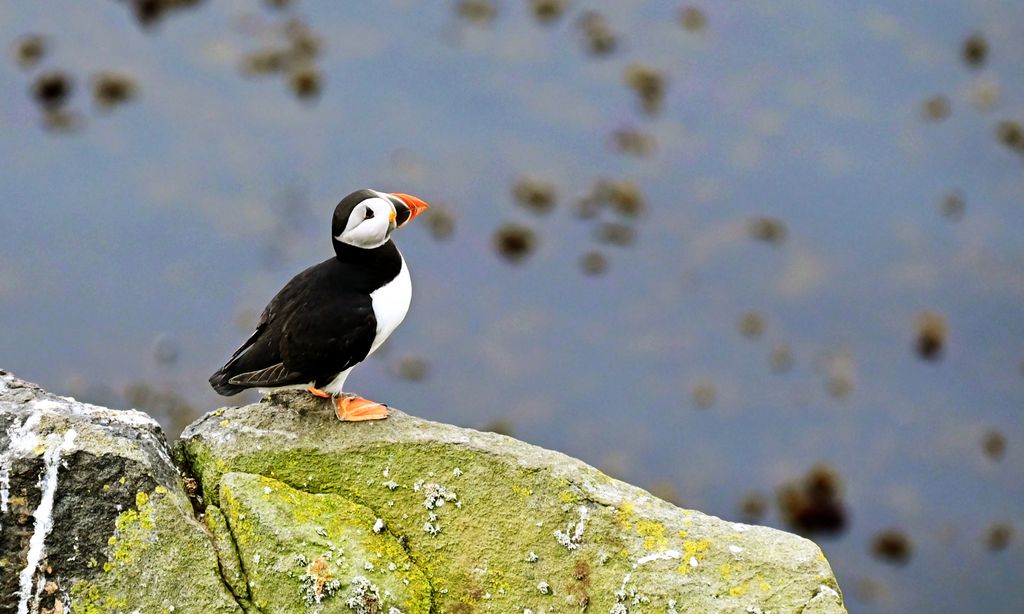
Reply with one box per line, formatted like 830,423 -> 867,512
981,429 -> 1006,461
494,223 -> 538,264
739,491 -> 768,523
769,342 -> 794,373
425,206 -> 456,241
578,12 -> 617,57
678,6 -> 708,33
393,355 -> 429,382
31,70 -> 73,111
594,222 -> 636,247
691,380 -> 717,409
240,48 -> 290,75
939,189 -> 965,221
13,34 -> 46,69
41,109 -> 82,133
921,95 -> 951,122
580,250 -> 608,276
914,310 -> 947,362
870,529 -> 913,565
126,0 -> 205,29
996,120 -> 1024,155
625,63 -> 667,115
92,72 -> 138,110
968,75 -> 1000,112
649,479 -> 682,506
961,33 -> 989,68
512,177 -> 557,215
288,65 -> 322,100
738,311 -> 766,338
985,522 -> 1014,552
777,464 -> 848,537
124,381 -> 199,436
611,127 -> 656,157
152,334 -> 180,366
482,417 -> 515,437
748,216 -> 788,245
530,0 -> 570,25
456,0 -> 498,25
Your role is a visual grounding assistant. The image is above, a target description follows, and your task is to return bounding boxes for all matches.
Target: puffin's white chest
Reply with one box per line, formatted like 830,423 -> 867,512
368,255 -> 411,356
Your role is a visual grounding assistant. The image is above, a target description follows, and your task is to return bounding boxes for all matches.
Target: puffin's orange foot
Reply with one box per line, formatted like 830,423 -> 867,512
334,395 -> 389,422
308,386 -> 330,398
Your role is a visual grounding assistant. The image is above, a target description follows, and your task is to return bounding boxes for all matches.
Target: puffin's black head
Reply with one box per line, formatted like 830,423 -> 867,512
331,189 -> 430,251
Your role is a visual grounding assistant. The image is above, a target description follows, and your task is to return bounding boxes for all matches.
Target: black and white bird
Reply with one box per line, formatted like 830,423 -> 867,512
209,189 -> 429,421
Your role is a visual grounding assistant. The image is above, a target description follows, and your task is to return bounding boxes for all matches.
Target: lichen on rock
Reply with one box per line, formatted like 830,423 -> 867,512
180,389 -> 847,613
1,371 -> 845,613
217,471 -> 431,613
0,370 -> 240,613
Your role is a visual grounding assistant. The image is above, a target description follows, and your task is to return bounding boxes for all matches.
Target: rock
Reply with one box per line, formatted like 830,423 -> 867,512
1,370 -> 845,612
216,472 -> 431,612
0,370 -> 240,613
181,390 -> 846,613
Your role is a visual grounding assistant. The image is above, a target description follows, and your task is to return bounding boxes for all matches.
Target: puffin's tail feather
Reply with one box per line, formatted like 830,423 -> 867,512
209,368 -> 246,396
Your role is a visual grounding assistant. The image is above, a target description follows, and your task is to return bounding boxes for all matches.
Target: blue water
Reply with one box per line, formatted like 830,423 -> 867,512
2,2 -> 1022,611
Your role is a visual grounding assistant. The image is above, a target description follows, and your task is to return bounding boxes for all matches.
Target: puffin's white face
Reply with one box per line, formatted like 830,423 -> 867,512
334,194 -> 397,249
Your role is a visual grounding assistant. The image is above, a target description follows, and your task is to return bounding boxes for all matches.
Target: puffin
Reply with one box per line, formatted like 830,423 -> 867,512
209,189 -> 429,421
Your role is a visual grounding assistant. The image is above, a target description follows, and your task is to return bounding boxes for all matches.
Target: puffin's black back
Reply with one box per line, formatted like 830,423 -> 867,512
209,237 -> 404,396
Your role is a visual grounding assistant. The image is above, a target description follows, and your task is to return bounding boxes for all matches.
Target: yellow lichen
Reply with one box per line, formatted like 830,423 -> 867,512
617,501 -> 635,530
511,484 -> 532,500
677,538 -> 712,574
635,520 -> 667,551
70,581 -> 129,614
728,582 -> 749,597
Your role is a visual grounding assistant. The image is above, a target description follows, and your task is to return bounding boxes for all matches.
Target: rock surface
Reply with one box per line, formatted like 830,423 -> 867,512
0,370 -> 239,613
0,370 -> 846,613
181,390 -> 846,613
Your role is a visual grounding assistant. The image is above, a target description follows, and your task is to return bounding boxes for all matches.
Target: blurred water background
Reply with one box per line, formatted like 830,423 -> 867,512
1,1 -> 1022,611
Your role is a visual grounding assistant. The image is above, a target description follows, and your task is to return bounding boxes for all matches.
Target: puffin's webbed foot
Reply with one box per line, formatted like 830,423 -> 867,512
334,394 -> 390,422
308,386 -> 330,398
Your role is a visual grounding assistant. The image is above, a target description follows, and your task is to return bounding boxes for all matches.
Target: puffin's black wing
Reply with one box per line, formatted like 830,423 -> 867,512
209,259 -> 378,395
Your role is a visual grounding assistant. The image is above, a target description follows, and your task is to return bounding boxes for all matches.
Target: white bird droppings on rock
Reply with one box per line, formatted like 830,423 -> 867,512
16,428 -> 76,614
817,584 -> 840,598
554,505 -> 588,550
637,550 -> 681,565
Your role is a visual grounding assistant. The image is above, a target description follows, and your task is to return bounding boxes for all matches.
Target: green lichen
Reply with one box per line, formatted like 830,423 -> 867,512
180,400 -> 846,613
204,505 -> 250,600
218,472 -> 431,613
69,581 -> 129,614
70,486 -> 242,613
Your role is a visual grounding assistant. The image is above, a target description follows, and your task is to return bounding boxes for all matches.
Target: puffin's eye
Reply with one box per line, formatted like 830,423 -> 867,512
364,207 -> 375,219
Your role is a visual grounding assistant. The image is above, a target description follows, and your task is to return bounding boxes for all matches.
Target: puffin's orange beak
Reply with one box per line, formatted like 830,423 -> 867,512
389,193 -> 430,225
